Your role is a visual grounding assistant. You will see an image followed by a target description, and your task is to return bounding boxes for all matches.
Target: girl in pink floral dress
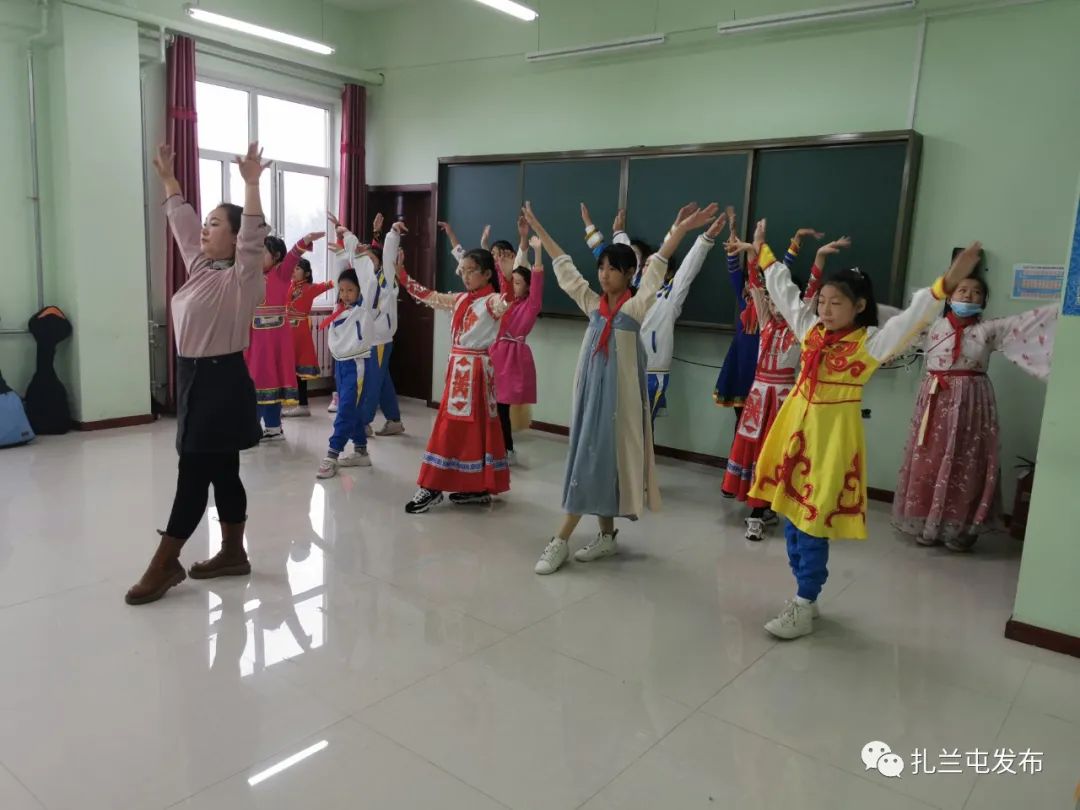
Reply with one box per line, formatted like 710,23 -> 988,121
892,273 -> 1057,551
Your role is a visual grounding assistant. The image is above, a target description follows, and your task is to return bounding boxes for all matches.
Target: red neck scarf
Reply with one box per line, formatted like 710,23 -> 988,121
796,325 -> 859,403
594,289 -> 632,357
945,310 -> 980,364
452,283 -> 494,337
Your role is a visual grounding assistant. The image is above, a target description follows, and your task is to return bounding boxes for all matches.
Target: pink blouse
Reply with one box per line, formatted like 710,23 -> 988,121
167,195 -> 269,358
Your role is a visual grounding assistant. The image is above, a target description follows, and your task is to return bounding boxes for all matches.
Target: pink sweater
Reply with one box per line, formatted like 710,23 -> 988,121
167,195 -> 269,358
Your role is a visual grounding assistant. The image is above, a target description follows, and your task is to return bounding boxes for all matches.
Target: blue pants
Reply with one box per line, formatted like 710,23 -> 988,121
784,519 -> 830,601
370,343 -> 401,423
328,357 -> 370,454
258,403 -> 282,429
647,372 -> 669,431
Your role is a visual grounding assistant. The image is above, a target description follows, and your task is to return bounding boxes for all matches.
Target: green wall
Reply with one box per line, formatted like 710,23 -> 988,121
357,0 -> 1080,497
1013,181 -> 1080,638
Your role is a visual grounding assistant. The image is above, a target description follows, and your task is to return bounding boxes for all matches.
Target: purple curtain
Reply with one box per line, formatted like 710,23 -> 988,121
164,35 -> 200,410
338,84 -> 367,236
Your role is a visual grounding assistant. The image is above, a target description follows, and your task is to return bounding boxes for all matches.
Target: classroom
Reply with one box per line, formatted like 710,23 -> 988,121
1,0 -> 1079,808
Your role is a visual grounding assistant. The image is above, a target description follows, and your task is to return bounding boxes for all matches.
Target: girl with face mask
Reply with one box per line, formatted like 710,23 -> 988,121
893,266 -> 1058,552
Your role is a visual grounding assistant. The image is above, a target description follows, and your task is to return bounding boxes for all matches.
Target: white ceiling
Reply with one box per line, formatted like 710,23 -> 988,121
328,0 -> 433,11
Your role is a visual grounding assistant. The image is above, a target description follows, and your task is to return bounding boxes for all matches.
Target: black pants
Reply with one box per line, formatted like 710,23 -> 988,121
165,452 -> 247,540
497,402 -> 514,452
297,377 -> 308,406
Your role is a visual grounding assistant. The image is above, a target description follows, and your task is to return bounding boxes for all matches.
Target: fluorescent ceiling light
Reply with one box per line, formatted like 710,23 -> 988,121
185,5 -> 335,55
527,33 -> 666,63
472,0 -> 538,22
248,740 -> 329,787
717,0 -> 916,35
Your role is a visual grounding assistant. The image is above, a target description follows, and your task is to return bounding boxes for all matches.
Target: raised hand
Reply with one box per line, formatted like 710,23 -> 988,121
944,241 -> 984,293
480,224 -> 491,250
302,231 -> 326,245
753,218 -> 766,251
816,236 -> 851,257
613,208 -> 626,232
327,211 -> 342,229
580,202 -> 594,228
529,235 -> 542,251
522,202 -> 541,230
678,202 -> 720,232
793,227 -> 824,243
517,214 -> 529,243
235,142 -> 269,185
437,221 -> 460,246
673,202 -> 700,229
392,221 -> 409,234
706,212 -> 729,239
372,212 -> 385,235
153,143 -> 176,183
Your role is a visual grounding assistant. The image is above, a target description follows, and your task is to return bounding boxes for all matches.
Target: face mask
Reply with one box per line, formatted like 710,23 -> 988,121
950,302 -> 984,318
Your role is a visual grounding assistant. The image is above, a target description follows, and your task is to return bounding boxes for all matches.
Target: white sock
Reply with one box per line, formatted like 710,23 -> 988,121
795,596 -> 813,607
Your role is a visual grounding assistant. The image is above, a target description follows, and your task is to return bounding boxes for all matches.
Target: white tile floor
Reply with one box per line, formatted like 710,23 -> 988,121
1,397 -> 1078,810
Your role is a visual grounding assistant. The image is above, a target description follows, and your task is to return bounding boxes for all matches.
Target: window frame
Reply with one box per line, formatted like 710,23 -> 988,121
195,76 -> 337,285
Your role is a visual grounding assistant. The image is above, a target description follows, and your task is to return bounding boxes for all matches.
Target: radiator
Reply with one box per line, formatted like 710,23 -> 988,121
310,308 -> 334,378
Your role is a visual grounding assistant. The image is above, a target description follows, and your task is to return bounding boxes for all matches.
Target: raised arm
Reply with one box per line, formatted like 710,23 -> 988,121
233,142 -> 273,282
807,236 -> 850,302
527,202 -> 598,314
438,221 -> 465,264
275,232 -> 323,282
865,242 -> 983,362
382,223 -> 402,277
667,211 -> 726,318
154,144 -> 204,269
759,242 -> 819,341
397,266 -> 459,311
986,305 -> 1059,381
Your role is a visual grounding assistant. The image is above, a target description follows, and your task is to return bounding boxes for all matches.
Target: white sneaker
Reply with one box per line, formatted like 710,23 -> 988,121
365,424 -> 374,437
327,394 -> 339,413
535,537 -> 569,575
261,428 -> 285,442
507,449 -> 518,467
282,405 -> 310,418
316,457 -> 338,479
376,420 -> 405,436
574,530 -> 618,563
338,447 -> 371,467
744,517 -> 765,542
764,599 -> 814,639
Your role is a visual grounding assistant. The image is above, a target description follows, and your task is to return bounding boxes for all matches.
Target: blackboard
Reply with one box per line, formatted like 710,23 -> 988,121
436,132 -> 919,326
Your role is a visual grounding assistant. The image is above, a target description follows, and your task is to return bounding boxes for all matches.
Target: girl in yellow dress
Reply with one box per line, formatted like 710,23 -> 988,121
750,228 -> 983,639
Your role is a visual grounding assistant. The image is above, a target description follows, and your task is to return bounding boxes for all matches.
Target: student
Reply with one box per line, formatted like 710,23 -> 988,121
749,228 -> 982,638
582,203 -> 728,430
399,243 -> 510,513
126,142 -> 270,605
315,265 -> 377,479
524,200 -> 721,575
893,269 -> 1057,551
246,231 -> 323,440
283,257 -> 333,418
489,218 -> 545,465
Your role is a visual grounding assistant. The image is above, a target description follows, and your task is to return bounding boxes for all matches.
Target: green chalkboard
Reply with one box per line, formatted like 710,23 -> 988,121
436,162 -> 521,293
435,132 -> 919,325
522,158 -> 624,316
748,142 -> 911,306
625,153 -> 751,326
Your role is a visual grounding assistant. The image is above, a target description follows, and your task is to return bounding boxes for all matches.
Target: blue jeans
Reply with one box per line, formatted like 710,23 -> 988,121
258,403 -> 282,429
784,519 -> 830,601
328,358 -> 370,454
370,343 -> 401,423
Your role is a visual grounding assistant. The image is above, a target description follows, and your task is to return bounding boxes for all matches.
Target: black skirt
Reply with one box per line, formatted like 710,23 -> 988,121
176,352 -> 262,454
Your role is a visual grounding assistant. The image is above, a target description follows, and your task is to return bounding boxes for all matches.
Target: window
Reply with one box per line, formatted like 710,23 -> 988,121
195,80 -> 335,286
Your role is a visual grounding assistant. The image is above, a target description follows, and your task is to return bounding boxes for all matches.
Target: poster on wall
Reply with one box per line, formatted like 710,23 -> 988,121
1064,197 -> 1080,316
1012,264 -> 1065,300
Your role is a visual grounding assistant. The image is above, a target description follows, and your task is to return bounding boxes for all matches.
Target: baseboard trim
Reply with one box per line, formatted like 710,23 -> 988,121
427,399 -> 439,409
74,414 -> 155,431
1005,618 -> 1080,659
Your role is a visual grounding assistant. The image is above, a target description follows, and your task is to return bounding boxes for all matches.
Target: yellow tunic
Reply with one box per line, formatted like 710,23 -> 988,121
749,245 -> 947,540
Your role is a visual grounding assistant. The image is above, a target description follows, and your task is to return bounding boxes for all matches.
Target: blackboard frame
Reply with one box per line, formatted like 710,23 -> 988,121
433,129 -> 922,332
